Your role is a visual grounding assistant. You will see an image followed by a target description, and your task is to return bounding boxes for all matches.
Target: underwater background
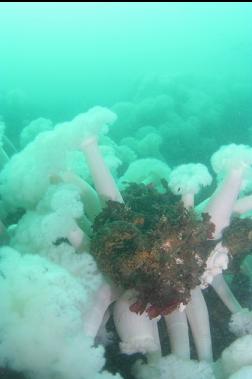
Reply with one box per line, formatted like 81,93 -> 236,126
1,2 -> 252,379
0,2 -> 252,155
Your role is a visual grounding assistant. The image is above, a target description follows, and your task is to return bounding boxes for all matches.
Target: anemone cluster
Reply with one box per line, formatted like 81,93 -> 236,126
1,106 -> 252,379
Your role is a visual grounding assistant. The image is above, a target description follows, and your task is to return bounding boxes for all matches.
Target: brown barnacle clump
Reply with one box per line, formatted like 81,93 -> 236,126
222,217 -> 252,273
91,182 -> 215,318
